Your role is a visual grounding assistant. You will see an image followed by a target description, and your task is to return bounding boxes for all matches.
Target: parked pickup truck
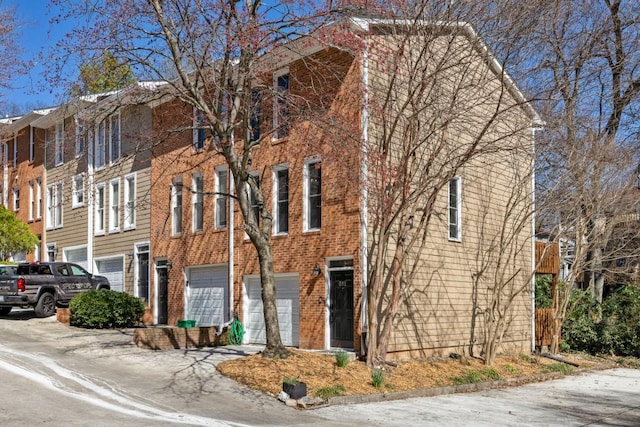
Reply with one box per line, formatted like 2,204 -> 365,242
0,262 -> 110,317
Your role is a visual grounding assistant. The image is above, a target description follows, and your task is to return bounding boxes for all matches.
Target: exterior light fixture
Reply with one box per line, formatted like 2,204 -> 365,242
312,264 -> 322,276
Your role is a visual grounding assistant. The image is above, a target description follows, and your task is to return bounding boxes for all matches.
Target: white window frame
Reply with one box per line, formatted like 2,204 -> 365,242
123,173 -> 136,230
171,178 -> 183,236
192,172 -> 204,232
46,182 -> 63,229
303,157 -> 322,232
214,166 -> 227,229
95,120 -> 106,169
28,180 -> 34,220
54,121 -> 64,166
109,178 -> 120,232
12,187 -> 20,212
29,126 -> 35,162
273,68 -> 290,140
109,113 -> 121,164
95,183 -> 105,235
72,174 -> 84,208
272,164 -> 289,235
448,176 -> 462,242
36,178 -> 42,219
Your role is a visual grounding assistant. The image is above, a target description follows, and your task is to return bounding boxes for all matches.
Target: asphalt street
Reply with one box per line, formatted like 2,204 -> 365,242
0,310 -> 639,426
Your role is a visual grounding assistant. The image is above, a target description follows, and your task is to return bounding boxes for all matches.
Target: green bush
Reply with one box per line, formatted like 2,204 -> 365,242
69,290 -> 145,329
334,350 -> 349,368
371,369 -> 385,388
562,285 -> 640,357
535,275 -> 553,308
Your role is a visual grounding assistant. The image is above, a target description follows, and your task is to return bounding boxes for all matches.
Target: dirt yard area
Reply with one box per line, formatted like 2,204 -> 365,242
217,350 -> 618,399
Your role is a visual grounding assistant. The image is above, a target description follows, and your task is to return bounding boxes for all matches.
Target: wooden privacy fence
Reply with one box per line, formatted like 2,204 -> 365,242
535,308 -> 558,347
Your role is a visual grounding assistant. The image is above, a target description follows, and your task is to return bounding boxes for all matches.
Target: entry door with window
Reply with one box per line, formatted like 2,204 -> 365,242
330,270 -> 354,348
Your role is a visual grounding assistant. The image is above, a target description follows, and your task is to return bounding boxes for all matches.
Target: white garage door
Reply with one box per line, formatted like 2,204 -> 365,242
244,275 -> 299,346
187,265 -> 228,327
95,258 -> 124,292
65,247 -> 88,270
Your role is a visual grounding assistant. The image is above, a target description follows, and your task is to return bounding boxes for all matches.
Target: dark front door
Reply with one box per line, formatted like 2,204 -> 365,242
157,266 -> 168,325
138,252 -> 149,303
330,270 -> 354,348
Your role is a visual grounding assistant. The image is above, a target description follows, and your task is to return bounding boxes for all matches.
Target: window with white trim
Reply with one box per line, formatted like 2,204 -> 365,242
95,120 -> 106,169
13,187 -> 20,211
304,159 -> 321,231
75,118 -> 85,157
172,178 -> 183,236
28,180 -> 34,220
192,172 -> 203,232
273,165 -> 289,234
54,121 -> 64,166
123,174 -> 136,229
72,174 -> 84,208
249,89 -> 261,142
193,108 -> 206,151
29,126 -> 35,162
214,167 -> 227,229
274,70 -> 289,139
46,182 -> 63,229
36,178 -> 42,219
448,176 -> 462,241
109,113 -> 121,163
95,183 -> 105,234
109,179 -> 120,232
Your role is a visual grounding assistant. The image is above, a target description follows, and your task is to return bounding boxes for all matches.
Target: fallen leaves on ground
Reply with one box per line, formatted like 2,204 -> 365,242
217,349 -> 614,399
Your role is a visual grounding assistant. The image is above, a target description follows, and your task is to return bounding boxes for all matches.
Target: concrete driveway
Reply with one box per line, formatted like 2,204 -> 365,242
1,311 -> 639,426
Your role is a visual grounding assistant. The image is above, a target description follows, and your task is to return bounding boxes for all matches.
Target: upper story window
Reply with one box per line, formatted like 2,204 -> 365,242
28,180 -> 34,220
95,183 -> 105,235
215,167 -> 228,229
249,89 -> 261,143
123,173 -> 136,229
95,120 -> 106,169
248,173 -> 260,227
29,126 -> 35,163
193,108 -> 206,151
274,70 -> 289,139
46,182 -> 63,229
448,176 -> 462,241
109,113 -> 121,163
72,174 -> 84,208
75,118 -> 85,157
192,172 -> 204,232
304,158 -> 321,231
13,187 -> 20,211
54,122 -> 64,166
273,165 -> 289,234
13,133 -> 18,168
36,178 -> 42,219
172,178 -> 183,236
109,179 -> 120,232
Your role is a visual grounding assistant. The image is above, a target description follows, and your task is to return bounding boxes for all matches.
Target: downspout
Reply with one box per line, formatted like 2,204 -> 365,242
2,142 -> 7,207
360,44 -> 370,356
228,163 -> 235,323
530,125 -> 538,353
86,121 -> 95,272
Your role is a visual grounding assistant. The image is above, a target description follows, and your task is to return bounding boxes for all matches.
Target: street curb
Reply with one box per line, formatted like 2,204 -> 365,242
324,362 -> 619,407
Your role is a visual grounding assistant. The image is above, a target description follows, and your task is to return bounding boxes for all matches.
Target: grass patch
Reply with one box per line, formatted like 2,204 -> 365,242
334,350 -> 349,368
503,364 -> 519,374
315,384 -> 346,399
451,370 -> 484,385
481,367 -> 501,380
542,363 -> 573,374
616,357 -> 640,369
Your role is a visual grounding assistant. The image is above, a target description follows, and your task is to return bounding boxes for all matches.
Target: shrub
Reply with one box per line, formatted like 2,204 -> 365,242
535,275 -> 553,308
451,371 -> 484,385
70,290 -> 145,328
315,384 -> 346,399
334,350 -> 349,368
371,369 -> 385,388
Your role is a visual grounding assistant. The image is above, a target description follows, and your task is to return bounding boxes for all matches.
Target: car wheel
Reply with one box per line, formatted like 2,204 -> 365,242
0,307 -> 11,315
35,293 -> 56,317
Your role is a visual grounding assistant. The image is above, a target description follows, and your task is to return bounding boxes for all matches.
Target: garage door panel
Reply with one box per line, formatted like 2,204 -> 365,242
96,258 -> 123,292
245,275 -> 299,346
187,266 -> 227,327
